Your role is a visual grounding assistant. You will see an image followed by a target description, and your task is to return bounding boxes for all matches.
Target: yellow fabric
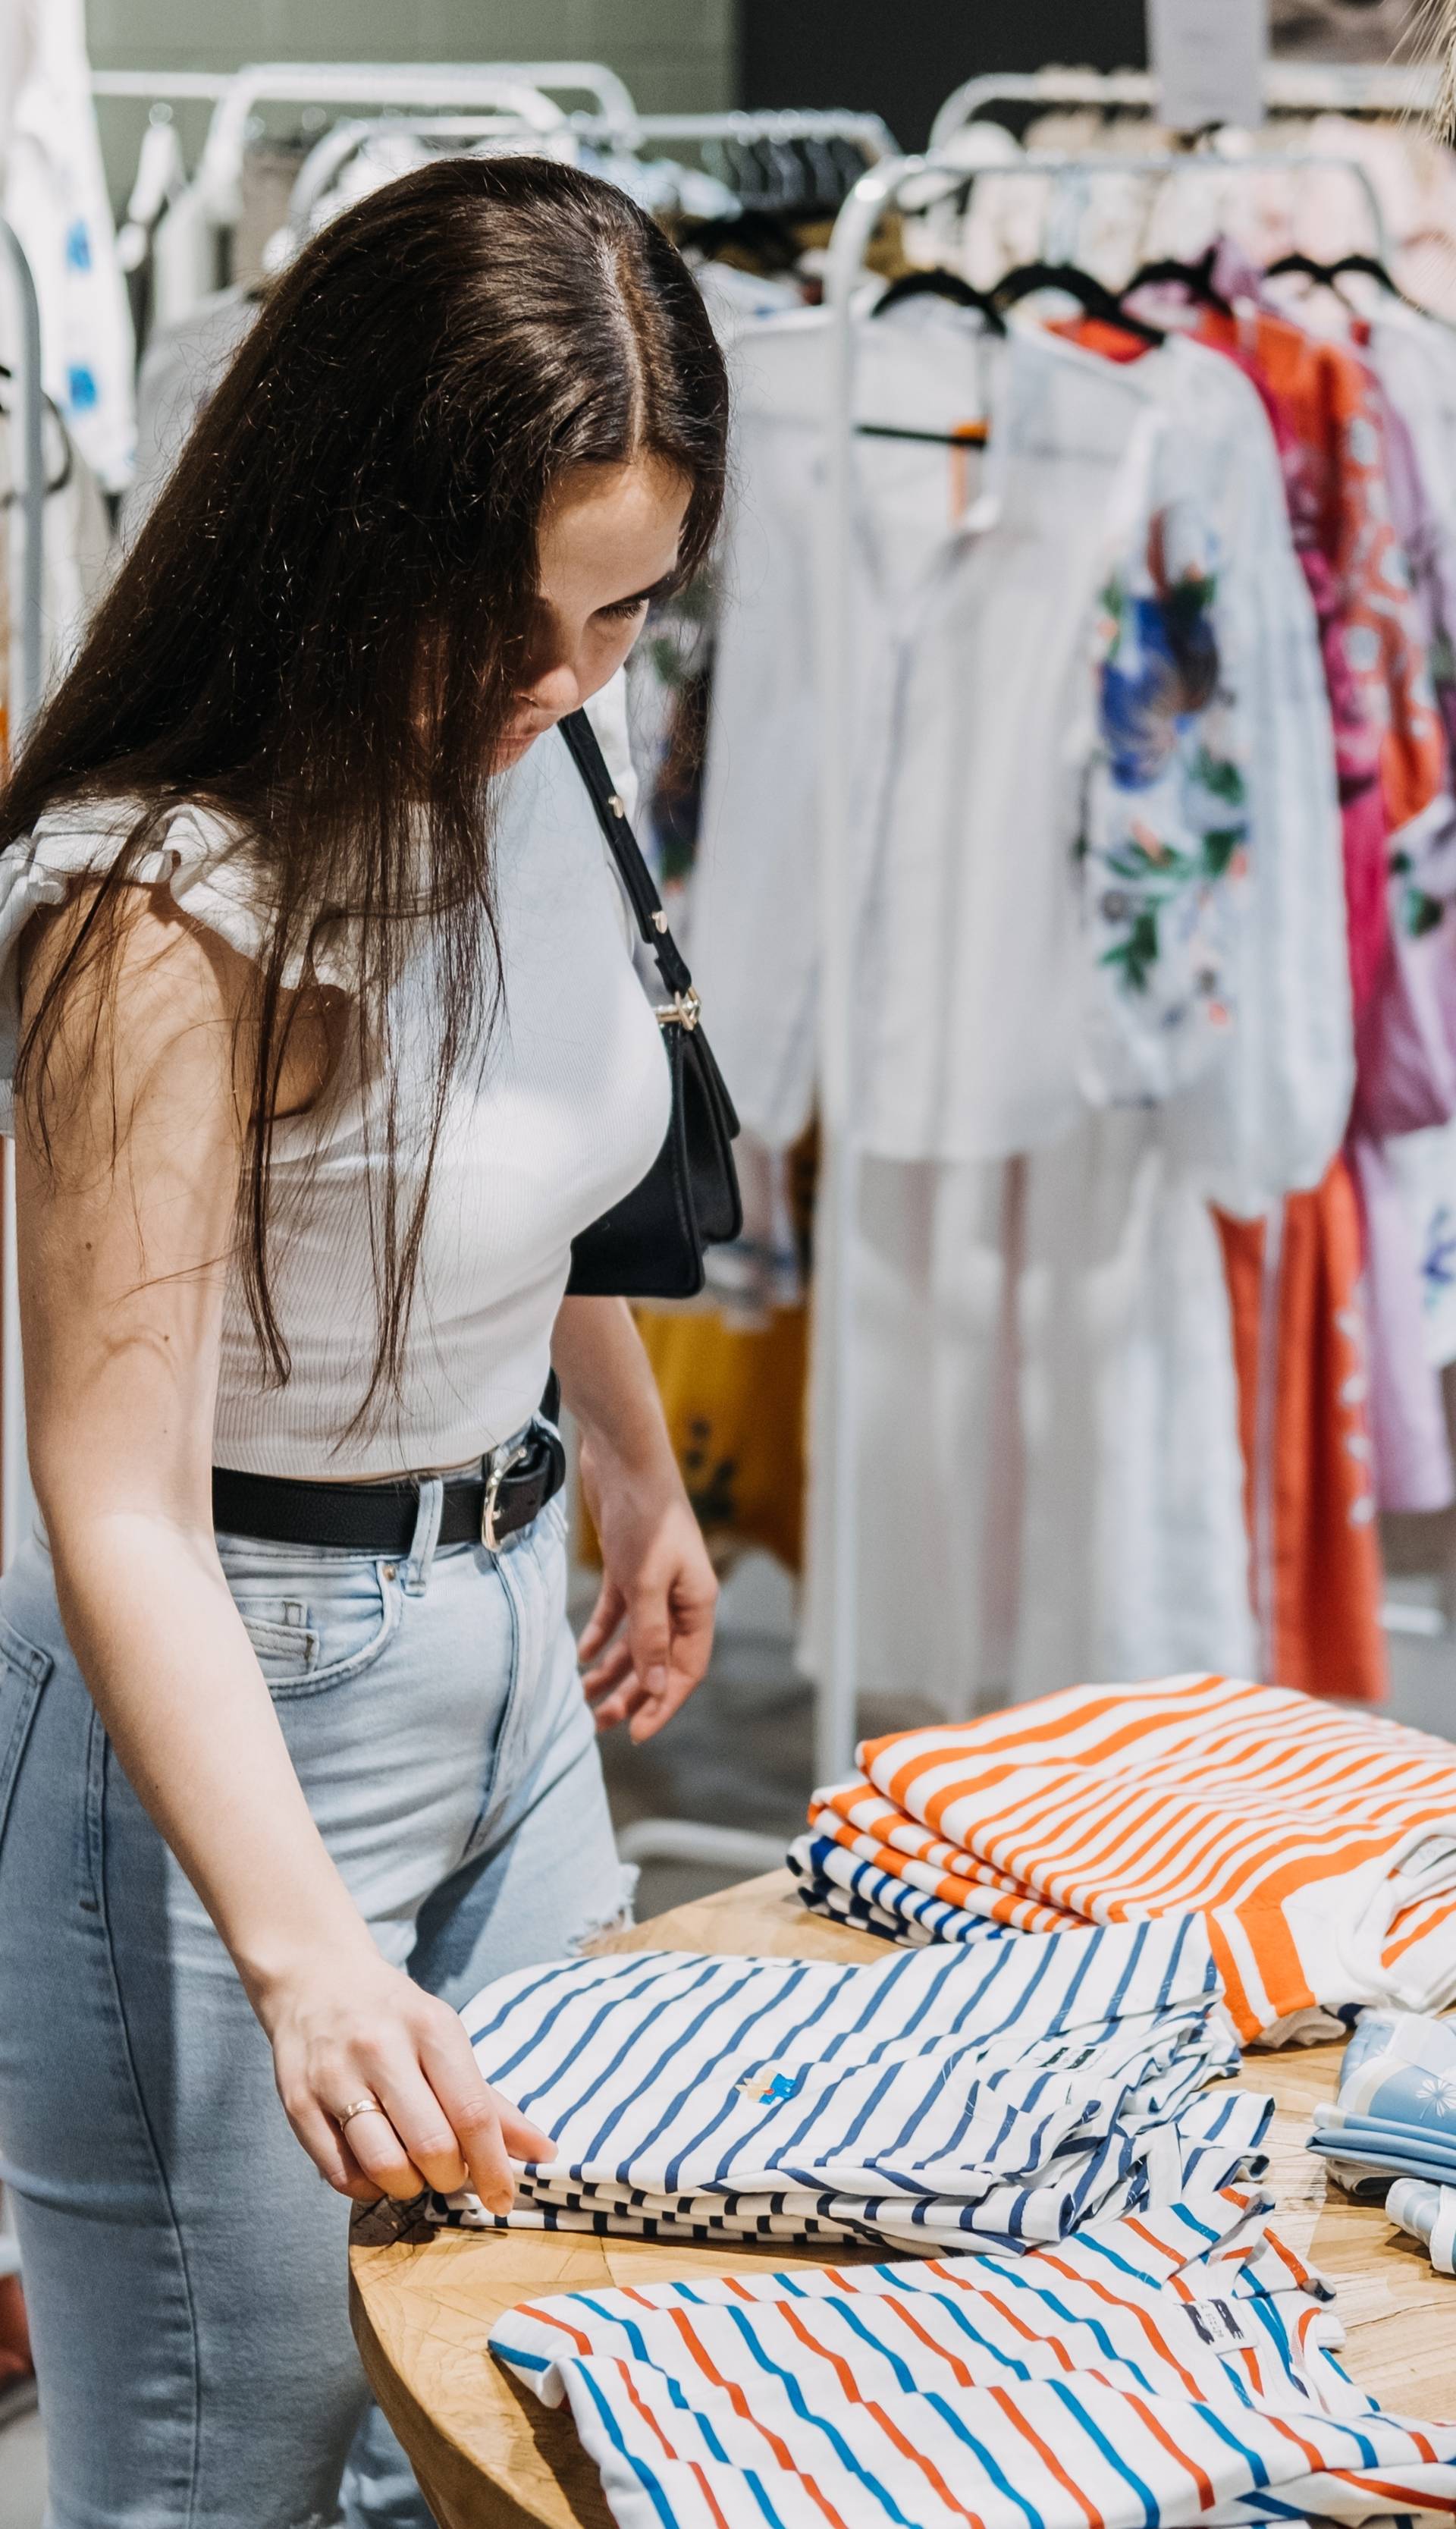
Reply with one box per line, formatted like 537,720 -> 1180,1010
581,1303 -> 808,1572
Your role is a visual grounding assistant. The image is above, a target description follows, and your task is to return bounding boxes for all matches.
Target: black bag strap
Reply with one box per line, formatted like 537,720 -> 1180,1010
559,709 -> 695,1006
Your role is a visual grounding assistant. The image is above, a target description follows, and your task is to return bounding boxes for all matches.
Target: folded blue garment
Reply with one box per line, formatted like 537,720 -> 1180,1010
1306,2009 -> 1456,2199
1326,2009 -> 1456,2130
1304,2012 -> 1456,2215
1310,2134 -> 1456,2189
1313,2106 -> 1456,2166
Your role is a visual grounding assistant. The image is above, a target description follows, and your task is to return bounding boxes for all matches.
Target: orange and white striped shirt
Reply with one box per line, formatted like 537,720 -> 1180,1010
491,2187 -> 1456,2529
802,1674 -> 1456,2043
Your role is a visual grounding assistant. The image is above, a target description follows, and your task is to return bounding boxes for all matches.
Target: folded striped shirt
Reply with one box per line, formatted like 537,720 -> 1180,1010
491,2188 -> 1456,2529
431,1918 -> 1271,2251
786,1827 -> 1012,1953
793,1674 -> 1456,2043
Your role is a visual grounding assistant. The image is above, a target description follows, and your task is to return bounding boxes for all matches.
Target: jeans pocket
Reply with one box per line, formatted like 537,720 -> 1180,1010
226,1560 -> 400,1700
0,1612 -> 52,1861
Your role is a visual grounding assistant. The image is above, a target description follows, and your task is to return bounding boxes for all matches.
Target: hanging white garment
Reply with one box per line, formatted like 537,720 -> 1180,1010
148,178 -> 218,339
799,1153 -> 1012,1718
695,304 -> 1342,1192
115,112 -> 187,294
1078,340 -> 1348,1207
799,1113 -> 1255,1721
698,303 -> 1329,1715
0,0 -> 134,495
692,308 -> 834,1149
0,397 -> 111,719
1011,1110 -> 1255,1699
121,287 -> 260,539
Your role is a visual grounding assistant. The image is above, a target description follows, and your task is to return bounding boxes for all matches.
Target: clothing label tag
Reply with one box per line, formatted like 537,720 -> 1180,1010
1185,2295 -> 1254,2351
1404,1836 -> 1456,1881
1148,0 -> 1266,133
737,2069 -> 800,2105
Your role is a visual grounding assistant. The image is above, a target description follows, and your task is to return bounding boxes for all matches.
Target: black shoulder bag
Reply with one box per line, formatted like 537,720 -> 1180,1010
560,709 -> 742,1299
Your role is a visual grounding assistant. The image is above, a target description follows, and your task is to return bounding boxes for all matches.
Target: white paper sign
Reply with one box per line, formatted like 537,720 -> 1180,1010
1149,0 -> 1268,131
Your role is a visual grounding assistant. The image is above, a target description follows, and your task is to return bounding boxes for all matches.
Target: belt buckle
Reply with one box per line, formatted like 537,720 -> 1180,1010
481,1437 -> 528,1551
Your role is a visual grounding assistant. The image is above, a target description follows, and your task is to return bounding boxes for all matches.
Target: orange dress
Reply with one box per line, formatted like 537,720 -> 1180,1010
1215,1162 -> 1385,1702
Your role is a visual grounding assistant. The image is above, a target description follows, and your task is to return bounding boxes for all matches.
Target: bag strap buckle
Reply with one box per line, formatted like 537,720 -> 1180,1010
656,986 -> 701,1032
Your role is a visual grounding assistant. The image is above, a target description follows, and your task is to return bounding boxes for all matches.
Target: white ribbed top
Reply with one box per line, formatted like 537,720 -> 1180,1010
0,723 -> 673,1476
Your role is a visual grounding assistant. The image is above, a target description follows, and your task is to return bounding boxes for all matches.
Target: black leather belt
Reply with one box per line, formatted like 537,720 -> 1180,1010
212,1377 -> 566,1555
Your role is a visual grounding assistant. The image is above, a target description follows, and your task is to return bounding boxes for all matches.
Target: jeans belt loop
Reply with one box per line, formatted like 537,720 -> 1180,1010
404,1475 -> 445,1597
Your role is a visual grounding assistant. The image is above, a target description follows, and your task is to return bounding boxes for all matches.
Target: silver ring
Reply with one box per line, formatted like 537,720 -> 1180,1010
336,2095 -> 382,2129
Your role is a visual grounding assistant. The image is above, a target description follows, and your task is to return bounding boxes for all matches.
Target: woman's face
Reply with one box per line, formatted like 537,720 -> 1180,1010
500,454 -> 692,765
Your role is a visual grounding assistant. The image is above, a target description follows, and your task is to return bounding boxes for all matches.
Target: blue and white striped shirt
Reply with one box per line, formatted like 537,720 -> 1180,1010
431,1918 -> 1270,2252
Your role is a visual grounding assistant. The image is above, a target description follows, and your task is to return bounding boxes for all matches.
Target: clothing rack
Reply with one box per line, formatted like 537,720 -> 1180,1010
92,61 -> 639,244
93,57 -> 638,137
287,100 -> 573,240
193,64 -> 638,221
917,146 -> 1392,271
808,67 -> 1442,1783
234,96 -> 896,253
582,108 -> 896,161
91,70 -> 237,102
0,218 -> 44,1572
928,61 -> 1442,151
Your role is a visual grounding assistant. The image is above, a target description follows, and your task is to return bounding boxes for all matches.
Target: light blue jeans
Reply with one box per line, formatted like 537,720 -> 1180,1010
0,1482 -> 635,2527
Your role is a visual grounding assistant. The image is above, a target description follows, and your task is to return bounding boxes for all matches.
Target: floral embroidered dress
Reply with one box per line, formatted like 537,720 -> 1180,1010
1068,300 -> 1388,1696
1080,504 -> 1246,1093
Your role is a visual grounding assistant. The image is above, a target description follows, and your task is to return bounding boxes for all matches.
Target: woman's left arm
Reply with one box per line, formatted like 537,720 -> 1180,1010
552,1294 -> 718,1740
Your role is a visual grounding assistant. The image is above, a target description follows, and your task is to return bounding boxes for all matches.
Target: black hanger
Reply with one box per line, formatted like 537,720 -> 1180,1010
1266,245 -> 1418,314
1329,250 -> 1402,295
1265,250 -> 1338,287
1119,246 -> 1233,319
992,260 -> 1165,347
0,369 -> 74,501
855,419 -> 990,449
872,267 -> 1007,335
678,206 -> 803,276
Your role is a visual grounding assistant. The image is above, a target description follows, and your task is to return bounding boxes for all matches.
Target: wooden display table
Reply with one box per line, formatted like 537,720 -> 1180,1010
350,1873 -> 1456,2529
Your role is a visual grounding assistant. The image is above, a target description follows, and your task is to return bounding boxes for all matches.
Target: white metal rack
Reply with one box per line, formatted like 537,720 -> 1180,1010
929,60 -> 1442,149
97,70 -> 896,333
286,100 -> 574,241
285,103 -> 896,247
586,107 -> 895,159
93,61 -> 639,316
93,58 -> 638,145
0,219 -> 44,1572
184,62 -> 638,225
808,58 -> 1448,1785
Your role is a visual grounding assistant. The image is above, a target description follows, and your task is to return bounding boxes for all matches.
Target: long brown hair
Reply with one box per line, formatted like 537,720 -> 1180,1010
1,156 -> 729,1428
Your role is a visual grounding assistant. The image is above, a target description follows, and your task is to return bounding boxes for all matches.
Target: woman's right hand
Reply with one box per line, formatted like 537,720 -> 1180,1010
257,1946 -> 553,2208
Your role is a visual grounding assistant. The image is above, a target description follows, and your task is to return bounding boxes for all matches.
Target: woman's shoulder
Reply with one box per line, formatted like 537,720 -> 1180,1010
1,793 -> 346,993
8,789 -> 242,910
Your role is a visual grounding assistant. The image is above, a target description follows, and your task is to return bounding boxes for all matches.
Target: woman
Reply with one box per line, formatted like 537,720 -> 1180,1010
0,156 -> 729,2525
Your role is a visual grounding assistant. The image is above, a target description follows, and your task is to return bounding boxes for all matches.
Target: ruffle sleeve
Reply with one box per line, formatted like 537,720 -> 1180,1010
0,799 -> 353,1135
